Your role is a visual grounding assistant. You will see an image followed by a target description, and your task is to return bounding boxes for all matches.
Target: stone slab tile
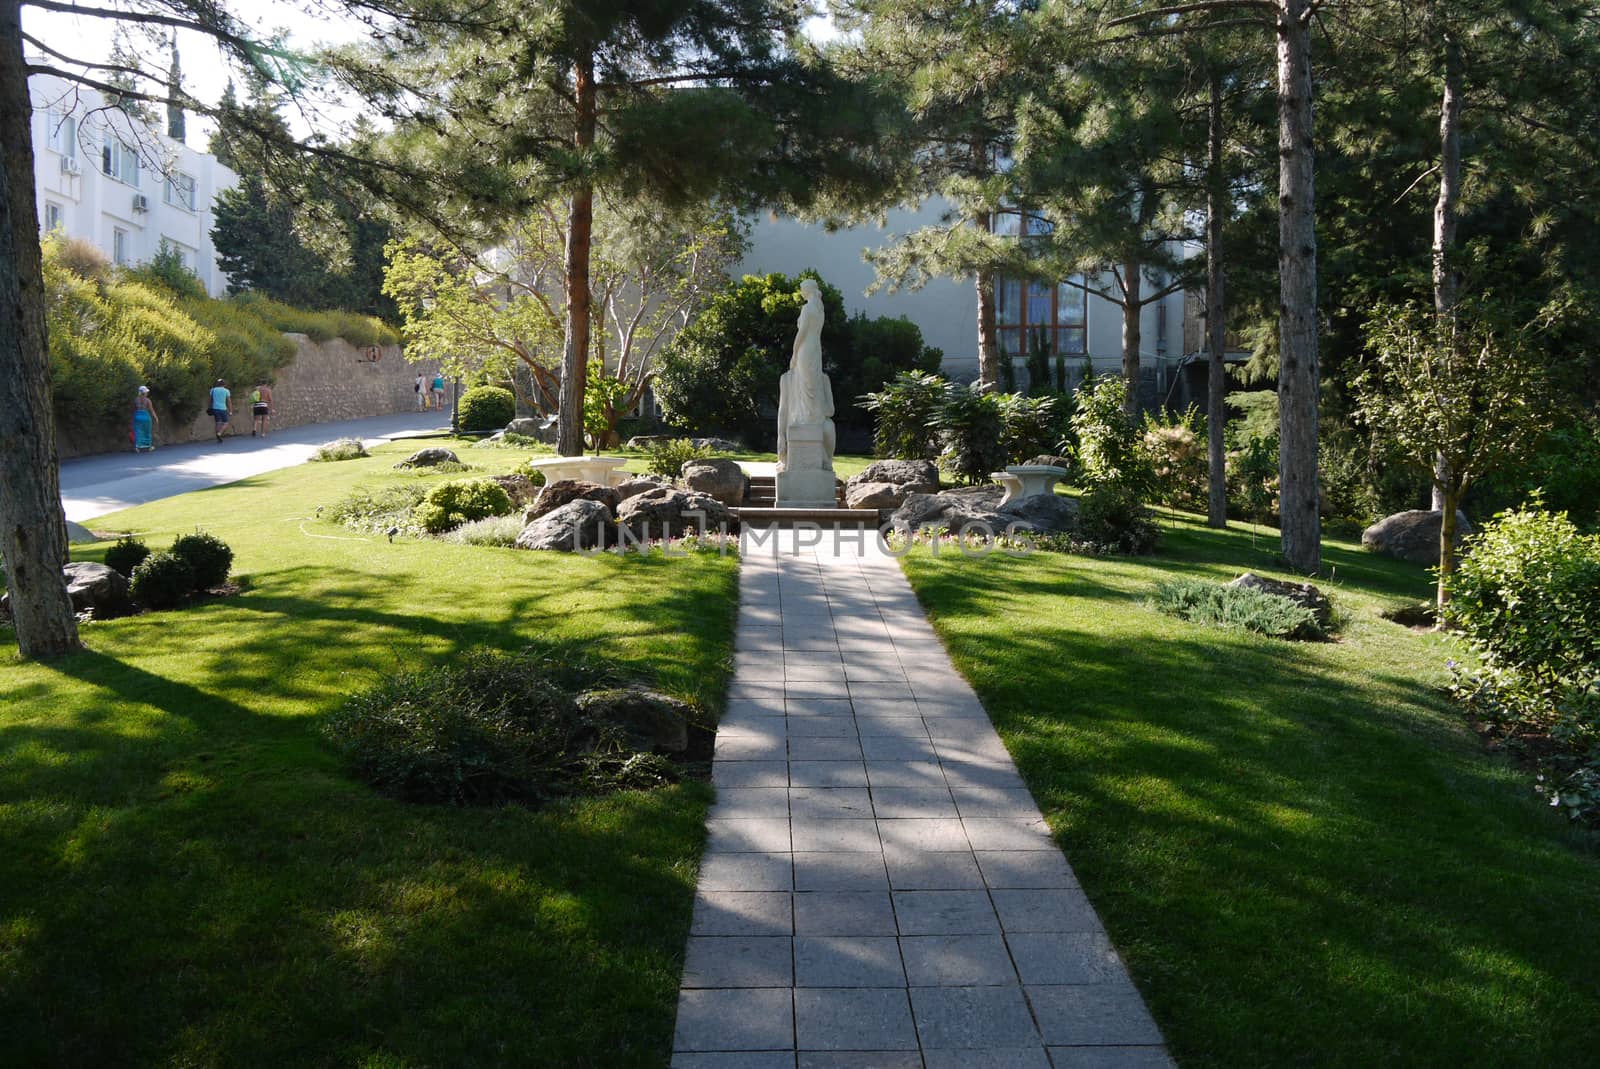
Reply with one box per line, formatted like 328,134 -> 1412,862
714,761 -> 790,789
798,1054 -> 920,1069
786,716 -> 858,738
794,935 -> 905,987
962,818 -> 1057,852
925,1051 -> 1051,1069
700,851 -> 793,892
711,788 -> 790,820
882,847 -> 985,891
976,851 -> 1080,890
899,933 -> 1018,986
951,787 -> 1045,820
789,788 -> 872,819
786,699 -> 855,718
674,987 -> 794,1052
892,890 -> 1001,935
682,936 -> 794,988
794,988 -> 918,1052
1027,985 -> 1164,1047
692,890 -> 793,937
706,818 -> 792,854
790,818 -> 881,853
910,985 -> 1041,1049
787,761 -> 869,788
1008,932 -> 1126,986
872,786 -> 958,819
1046,1046 -> 1177,1069
793,852 -> 889,891
991,889 -> 1105,934
877,818 -> 971,852
865,760 -> 948,788
793,891 -> 897,936
788,736 -> 864,762
674,1052 -> 796,1068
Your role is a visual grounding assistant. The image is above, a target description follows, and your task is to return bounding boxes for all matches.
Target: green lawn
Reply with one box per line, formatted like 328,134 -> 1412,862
900,512 -> 1600,1068
0,442 -> 740,1068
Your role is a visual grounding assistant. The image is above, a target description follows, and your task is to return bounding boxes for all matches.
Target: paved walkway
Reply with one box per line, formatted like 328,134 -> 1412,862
673,530 -> 1172,1069
60,411 -> 449,522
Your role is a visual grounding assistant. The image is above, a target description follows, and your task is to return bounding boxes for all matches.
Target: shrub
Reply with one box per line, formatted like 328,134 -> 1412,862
413,477 -> 515,534
443,514 -> 526,547
1152,578 -> 1324,640
170,532 -> 233,589
645,438 -> 712,479
230,291 -> 400,348
1078,485 -> 1161,555
1229,433 -> 1280,527
1142,407 -> 1208,510
934,382 -> 1006,486
104,536 -> 151,578
322,647 -> 641,806
129,551 -> 195,610
998,393 -> 1064,466
457,385 -> 515,433
860,370 -> 945,460
312,438 -> 369,462
1072,377 -> 1151,496
326,482 -> 430,534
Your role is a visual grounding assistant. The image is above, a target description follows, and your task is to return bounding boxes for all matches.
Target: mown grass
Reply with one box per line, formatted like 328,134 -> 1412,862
0,442 -> 739,1068
901,510 -> 1600,1069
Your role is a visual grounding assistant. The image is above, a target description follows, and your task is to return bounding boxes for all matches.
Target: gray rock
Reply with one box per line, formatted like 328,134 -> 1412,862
847,459 -> 939,495
626,434 -> 743,453
525,479 -> 620,523
490,474 -> 540,508
998,492 -> 1080,534
615,486 -> 735,539
65,521 -> 98,544
1227,571 -> 1333,630
615,475 -> 669,501
681,458 -> 748,506
845,481 -> 911,510
506,416 -> 559,444
397,447 -> 460,468
576,685 -> 694,753
890,484 -> 1008,531
515,499 -> 612,552
1024,454 -> 1076,472
63,561 -> 129,614
1361,509 -> 1472,566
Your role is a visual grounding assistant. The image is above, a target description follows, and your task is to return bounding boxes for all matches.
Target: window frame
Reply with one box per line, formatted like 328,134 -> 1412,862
46,111 -> 76,159
101,138 -> 140,187
43,202 -> 64,233
995,272 -> 1088,360
112,226 -> 130,266
164,171 -> 197,212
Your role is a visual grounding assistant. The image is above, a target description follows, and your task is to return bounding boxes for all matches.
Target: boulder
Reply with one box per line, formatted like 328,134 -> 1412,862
397,447 -> 459,468
1361,509 -> 1473,566
506,416 -> 559,444
681,458 -> 748,506
616,487 -> 735,539
847,459 -> 939,495
889,484 -> 1007,532
845,481 -> 911,510
63,561 -> 129,615
576,685 -> 693,754
65,521 -> 98,544
490,474 -> 540,508
525,479 -> 620,523
626,434 -> 744,453
1227,572 -> 1333,630
515,499 -> 612,552
615,475 -> 669,501
1024,454 -> 1076,472
998,492 -> 1080,534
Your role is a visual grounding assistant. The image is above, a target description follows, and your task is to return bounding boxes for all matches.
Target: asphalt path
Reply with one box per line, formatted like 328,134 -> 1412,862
60,411 -> 451,522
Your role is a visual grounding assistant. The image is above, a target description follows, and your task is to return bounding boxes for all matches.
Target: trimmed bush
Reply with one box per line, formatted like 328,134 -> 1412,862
1151,578 -> 1324,640
326,482 -> 430,534
170,532 -> 233,589
934,382 -> 1006,486
413,478 -> 515,534
443,514 -> 526,547
1078,485 -> 1161,556
129,551 -> 195,610
860,370 -> 945,460
312,438 -> 369,462
1073,377 -> 1152,496
104,536 -> 151,578
457,386 -> 515,433
322,647 -> 654,806
645,438 -> 713,479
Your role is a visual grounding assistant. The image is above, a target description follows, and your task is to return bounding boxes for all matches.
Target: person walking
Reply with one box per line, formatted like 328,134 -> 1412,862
208,379 -> 233,442
250,380 -> 274,438
132,385 -> 159,452
415,373 -> 426,410
431,371 -> 446,413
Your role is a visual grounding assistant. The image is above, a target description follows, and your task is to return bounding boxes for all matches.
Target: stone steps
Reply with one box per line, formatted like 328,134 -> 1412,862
734,506 -> 881,528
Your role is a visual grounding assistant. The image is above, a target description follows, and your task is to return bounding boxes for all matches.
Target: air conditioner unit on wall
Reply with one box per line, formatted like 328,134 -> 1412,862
59,156 -> 79,176
132,193 -> 149,213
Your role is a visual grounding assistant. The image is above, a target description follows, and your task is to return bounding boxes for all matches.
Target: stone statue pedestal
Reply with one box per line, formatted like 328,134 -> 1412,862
777,423 -> 836,508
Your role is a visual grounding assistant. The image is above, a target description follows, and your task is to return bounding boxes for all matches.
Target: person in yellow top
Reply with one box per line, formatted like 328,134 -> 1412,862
250,381 -> 274,438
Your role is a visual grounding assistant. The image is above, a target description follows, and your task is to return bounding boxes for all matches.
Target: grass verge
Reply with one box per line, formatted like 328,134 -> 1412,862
900,510 -> 1600,1068
0,442 -> 739,1067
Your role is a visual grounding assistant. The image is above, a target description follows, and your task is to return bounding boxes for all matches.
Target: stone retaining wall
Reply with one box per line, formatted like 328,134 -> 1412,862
58,334 -> 440,458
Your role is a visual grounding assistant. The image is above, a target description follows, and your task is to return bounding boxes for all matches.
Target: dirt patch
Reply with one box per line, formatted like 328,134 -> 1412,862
1383,603 -> 1437,630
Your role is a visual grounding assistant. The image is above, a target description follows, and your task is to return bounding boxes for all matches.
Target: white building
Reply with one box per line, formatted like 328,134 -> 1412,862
736,200 -> 1191,396
28,72 -> 237,296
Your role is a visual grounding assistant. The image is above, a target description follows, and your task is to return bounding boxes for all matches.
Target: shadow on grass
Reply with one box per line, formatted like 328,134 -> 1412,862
903,547 -> 1599,1069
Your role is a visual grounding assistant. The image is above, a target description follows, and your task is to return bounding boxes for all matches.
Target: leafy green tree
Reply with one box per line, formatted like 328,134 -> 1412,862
1355,292 -> 1563,606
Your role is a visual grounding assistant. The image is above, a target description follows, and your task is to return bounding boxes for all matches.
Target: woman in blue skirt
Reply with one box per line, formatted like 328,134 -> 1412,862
132,385 -> 159,452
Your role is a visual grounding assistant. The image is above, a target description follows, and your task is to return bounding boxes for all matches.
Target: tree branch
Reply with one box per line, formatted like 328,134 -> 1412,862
1105,0 -> 1276,30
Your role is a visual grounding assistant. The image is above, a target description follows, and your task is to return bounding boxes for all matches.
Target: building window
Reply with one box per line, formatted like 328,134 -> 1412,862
46,112 -> 76,158
101,138 -> 140,187
43,202 -> 64,233
996,274 -> 1088,358
164,172 -> 197,211
113,227 -> 129,266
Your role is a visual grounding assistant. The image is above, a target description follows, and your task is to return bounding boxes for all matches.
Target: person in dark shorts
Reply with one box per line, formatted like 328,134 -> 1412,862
208,379 -> 232,441
251,381 -> 274,438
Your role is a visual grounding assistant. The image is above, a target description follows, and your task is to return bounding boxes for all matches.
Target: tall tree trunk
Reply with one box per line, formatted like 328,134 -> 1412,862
975,270 -> 999,390
1207,73 -> 1229,530
0,0 -> 81,658
1275,0 -> 1321,574
1437,478 -> 1459,608
557,49 -> 596,457
1120,261 -> 1142,417
1430,29 -> 1462,511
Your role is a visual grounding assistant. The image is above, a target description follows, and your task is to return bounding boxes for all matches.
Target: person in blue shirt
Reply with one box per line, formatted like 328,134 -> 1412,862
208,379 -> 233,442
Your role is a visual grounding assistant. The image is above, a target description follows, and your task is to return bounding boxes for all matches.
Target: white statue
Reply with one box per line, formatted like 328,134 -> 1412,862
775,278 -> 838,507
